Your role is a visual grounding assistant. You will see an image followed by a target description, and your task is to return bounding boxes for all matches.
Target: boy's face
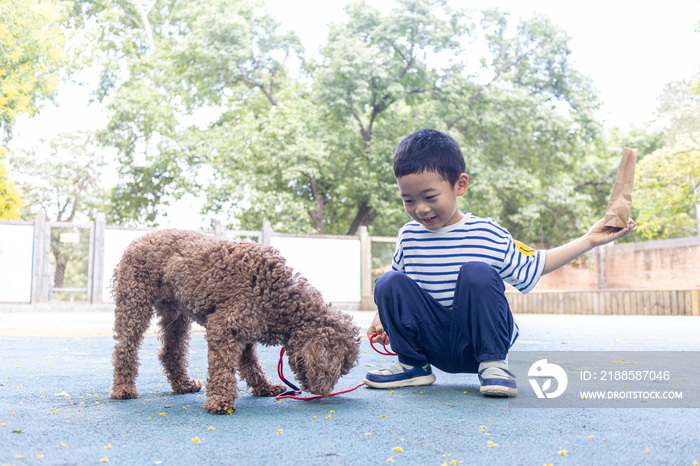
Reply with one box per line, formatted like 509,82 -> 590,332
396,170 -> 469,230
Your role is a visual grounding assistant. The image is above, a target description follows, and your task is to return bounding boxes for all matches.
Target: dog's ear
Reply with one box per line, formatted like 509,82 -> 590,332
296,336 -> 345,397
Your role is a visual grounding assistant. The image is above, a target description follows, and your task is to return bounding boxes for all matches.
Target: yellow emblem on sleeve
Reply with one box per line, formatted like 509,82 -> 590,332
513,240 -> 535,257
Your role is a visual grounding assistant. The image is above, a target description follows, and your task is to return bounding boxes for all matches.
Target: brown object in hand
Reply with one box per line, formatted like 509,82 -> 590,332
604,147 -> 637,230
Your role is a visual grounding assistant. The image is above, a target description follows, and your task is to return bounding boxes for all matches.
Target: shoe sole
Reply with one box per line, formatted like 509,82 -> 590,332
363,373 -> 436,389
480,385 -> 518,397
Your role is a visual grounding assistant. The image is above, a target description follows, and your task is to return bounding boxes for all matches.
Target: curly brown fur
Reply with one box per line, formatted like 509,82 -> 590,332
109,229 -> 360,414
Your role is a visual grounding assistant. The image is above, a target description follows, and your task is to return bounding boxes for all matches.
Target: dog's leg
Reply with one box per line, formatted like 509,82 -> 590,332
203,312 -> 242,414
110,300 -> 153,400
239,343 -> 286,397
157,309 -> 203,395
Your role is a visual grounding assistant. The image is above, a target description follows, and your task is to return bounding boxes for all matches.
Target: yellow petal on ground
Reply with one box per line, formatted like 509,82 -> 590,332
559,450 -> 567,456
100,458 -> 109,463
393,446 -> 403,452
15,455 -> 24,459
387,457 -> 394,463
277,429 -> 283,434
104,443 -> 112,449
365,433 -> 372,436
208,426 -> 215,431
487,441 -> 498,447
191,438 -> 201,443
646,448 -> 650,454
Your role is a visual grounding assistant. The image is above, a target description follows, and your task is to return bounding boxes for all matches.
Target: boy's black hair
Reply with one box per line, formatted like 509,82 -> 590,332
393,129 -> 466,186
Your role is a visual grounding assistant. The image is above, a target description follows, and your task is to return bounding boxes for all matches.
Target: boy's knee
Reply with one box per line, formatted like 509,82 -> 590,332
459,262 -> 501,289
374,270 -> 409,296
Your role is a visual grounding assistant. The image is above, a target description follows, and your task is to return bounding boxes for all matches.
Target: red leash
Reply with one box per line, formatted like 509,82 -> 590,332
275,334 -> 397,400
368,333 -> 397,356
275,347 -> 365,400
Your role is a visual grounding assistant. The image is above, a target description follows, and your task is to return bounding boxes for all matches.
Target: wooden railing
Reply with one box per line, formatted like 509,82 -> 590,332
506,289 -> 700,316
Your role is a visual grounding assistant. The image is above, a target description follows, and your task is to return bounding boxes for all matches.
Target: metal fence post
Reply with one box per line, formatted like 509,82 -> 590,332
90,213 -> 106,304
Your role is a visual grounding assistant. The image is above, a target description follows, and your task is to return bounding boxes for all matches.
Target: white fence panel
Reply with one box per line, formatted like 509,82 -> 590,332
0,224 -> 34,302
270,236 -> 361,303
102,229 -> 153,302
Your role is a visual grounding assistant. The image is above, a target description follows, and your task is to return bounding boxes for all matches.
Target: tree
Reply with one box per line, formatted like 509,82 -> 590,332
70,0 -> 605,244
0,148 -> 23,219
632,78 -> 700,240
432,10 -> 604,247
0,0 -> 66,218
308,0 -> 469,235
8,131 -> 109,287
0,0 -> 66,144
634,134 -> 700,239
71,0 -> 303,225
294,4 -> 604,243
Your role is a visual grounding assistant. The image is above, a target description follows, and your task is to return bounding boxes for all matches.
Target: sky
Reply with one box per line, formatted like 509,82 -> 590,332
8,0 -> 700,228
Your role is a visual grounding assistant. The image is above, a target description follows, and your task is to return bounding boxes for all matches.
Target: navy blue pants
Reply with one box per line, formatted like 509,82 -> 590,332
374,262 -> 516,374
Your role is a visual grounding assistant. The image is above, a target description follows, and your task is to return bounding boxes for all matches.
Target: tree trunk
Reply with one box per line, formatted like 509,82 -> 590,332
346,200 -> 378,236
307,176 -> 325,234
52,249 -> 66,289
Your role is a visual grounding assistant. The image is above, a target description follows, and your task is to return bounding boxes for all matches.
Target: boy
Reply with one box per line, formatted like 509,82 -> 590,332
363,129 -> 636,397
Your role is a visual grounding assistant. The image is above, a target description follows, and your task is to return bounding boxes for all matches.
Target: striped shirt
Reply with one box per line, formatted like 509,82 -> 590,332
391,213 -> 546,308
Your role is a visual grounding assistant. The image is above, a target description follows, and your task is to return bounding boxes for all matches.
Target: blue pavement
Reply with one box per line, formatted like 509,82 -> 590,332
1,311 -> 699,465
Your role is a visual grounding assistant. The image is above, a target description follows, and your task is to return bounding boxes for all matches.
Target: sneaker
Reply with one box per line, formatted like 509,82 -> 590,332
478,366 -> 517,397
363,361 -> 436,389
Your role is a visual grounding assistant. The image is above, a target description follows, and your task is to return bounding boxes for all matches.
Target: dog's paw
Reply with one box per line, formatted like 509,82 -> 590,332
204,397 -> 236,415
251,383 -> 287,397
110,385 -> 139,400
174,378 -> 203,394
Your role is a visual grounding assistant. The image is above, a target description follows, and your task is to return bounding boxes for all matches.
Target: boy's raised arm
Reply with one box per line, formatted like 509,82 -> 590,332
543,218 -> 637,275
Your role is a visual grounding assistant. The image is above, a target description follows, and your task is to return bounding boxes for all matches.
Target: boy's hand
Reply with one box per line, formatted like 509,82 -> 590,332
544,218 -> 637,275
585,218 -> 637,247
367,312 -> 389,344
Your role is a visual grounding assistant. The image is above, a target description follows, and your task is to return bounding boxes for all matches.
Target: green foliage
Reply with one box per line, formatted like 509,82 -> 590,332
634,134 -> 700,240
8,131 -> 108,222
72,0 -> 303,225
53,0 -> 696,246
0,148 -> 23,219
628,77 -> 700,240
0,0 -> 66,142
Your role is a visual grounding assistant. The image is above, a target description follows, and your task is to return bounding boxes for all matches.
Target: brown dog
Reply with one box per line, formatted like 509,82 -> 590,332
109,230 -> 360,414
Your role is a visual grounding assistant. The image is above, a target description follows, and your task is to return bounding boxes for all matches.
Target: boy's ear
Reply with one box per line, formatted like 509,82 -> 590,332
456,173 -> 469,195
